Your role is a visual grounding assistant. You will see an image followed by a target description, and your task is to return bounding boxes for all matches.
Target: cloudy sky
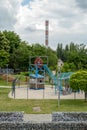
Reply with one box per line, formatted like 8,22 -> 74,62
0,0 -> 87,50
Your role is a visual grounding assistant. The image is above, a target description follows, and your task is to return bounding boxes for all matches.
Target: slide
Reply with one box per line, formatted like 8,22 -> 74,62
43,64 -> 64,94
43,64 -> 58,88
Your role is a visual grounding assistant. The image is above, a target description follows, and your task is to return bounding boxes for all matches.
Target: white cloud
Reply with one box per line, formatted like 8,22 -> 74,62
0,0 -> 87,50
0,0 -> 22,30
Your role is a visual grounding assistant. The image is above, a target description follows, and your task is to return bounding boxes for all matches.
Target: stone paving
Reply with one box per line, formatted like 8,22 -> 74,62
24,114 -> 52,122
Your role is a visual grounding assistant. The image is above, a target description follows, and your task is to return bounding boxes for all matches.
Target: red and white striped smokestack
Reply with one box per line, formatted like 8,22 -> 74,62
45,20 -> 49,46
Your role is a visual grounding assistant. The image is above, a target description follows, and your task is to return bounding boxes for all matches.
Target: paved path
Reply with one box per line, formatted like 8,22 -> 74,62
24,114 -> 52,122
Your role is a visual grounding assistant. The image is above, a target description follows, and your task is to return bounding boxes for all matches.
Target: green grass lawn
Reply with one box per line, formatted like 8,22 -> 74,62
0,74 -> 27,86
0,88 -> 87,114
0,78 -> 11,86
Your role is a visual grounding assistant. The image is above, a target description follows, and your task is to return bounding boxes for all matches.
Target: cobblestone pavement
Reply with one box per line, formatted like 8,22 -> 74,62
24,114 -> 52,122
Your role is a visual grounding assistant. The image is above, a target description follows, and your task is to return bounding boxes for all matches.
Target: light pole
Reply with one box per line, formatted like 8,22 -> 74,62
6,64 -> 8,85
58,60 -> 61,108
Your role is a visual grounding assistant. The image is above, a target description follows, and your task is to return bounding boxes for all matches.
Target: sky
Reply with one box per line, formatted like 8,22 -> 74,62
0,0 -> 87,50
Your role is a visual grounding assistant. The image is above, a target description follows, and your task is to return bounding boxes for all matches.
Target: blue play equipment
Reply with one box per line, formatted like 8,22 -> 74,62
43,64 -> 58,92
29,56 -> 73,93
43,65 -> 73,94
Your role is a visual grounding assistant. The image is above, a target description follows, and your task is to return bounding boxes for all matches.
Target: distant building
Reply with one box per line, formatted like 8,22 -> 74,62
58,59 -> 63,67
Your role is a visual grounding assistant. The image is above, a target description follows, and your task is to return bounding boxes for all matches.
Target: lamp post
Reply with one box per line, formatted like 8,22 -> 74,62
58,60 -> 61,107
6,64 -> 8,85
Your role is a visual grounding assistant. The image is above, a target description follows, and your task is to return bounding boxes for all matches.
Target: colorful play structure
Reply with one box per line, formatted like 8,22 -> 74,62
29,56 -> 46,89
11,56 -> 74,99
29,56 -> 74,95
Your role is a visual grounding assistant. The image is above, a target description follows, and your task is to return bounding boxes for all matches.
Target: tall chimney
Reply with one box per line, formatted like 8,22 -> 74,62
45,20 -> 49,47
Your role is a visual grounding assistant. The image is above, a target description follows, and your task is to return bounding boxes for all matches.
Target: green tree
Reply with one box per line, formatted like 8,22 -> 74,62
30,44 -> 58,70
0,31 -> 10,51
3,30 -> 22,69
47,47 -> 58,70
62,62 -> 76,72
57,43 -> 64,60
78,44 -> 87,69
0,31 -> 10,67
70,70 -> 87,101
3,30 -> 21,53
57,42 -> 87,71
31,43 -> 47,56
10,41 -> 31,71
0,50 -> 9,67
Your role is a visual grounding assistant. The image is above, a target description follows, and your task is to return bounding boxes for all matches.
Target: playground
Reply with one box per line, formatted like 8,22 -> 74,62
10,56 -> 85,100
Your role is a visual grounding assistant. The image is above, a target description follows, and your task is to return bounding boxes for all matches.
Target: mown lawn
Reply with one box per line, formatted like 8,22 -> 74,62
0,88 -> 87,114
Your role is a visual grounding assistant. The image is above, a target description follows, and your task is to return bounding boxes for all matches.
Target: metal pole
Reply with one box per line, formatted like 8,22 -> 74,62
43,70 -> 45,99
14,89 -> 15,99
6,64 -> 8,85
58,75 -> 60,107
58,90 -> 60,107
27,82 -> 28,99
58,65 -> 61,108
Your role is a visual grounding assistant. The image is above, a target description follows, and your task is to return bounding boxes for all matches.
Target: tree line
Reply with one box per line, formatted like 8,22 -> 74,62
57,43 -> 87,72
0,30 -> 87,72
0,30 -> 58,72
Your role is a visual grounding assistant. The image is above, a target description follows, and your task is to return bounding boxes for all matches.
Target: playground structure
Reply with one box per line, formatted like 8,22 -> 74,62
29,56 -> 47,89
29,56 -> 73,95
29,74 -> 44,89
11,56 -> 74,99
